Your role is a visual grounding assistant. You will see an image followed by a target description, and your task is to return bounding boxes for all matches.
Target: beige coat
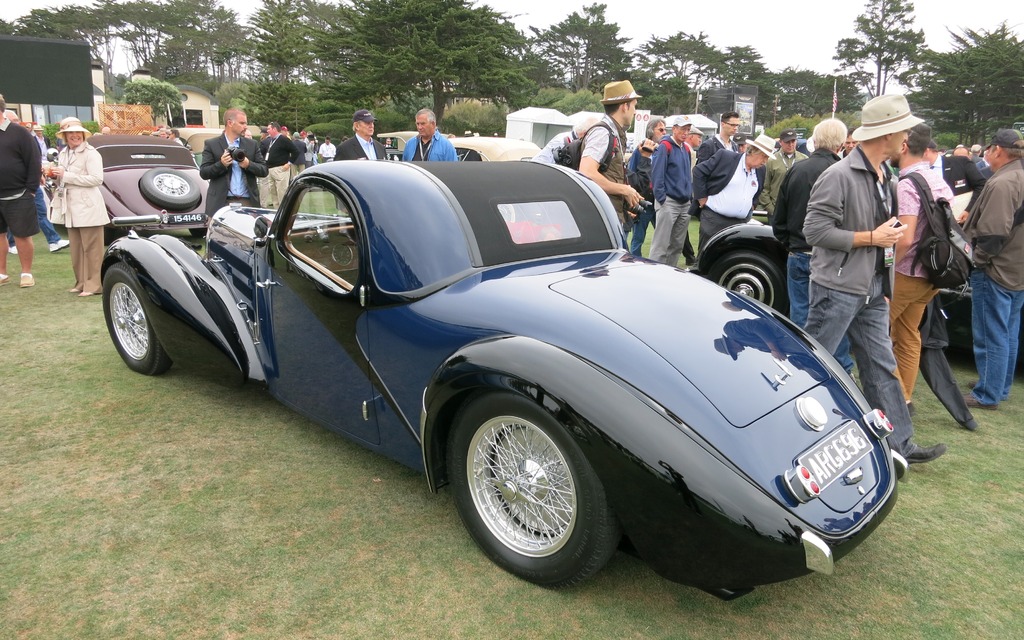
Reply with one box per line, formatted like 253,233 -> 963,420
54,143 -> 106,228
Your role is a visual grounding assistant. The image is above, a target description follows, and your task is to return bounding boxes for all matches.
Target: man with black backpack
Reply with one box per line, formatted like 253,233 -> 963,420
579,80 -> 644,227
890,123 -> 956,412
962,128 -> 1024,411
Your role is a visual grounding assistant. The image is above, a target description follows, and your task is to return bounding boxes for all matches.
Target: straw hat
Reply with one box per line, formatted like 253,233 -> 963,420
746,133 -> 777,157
56,118 -> 91,140
851,94 -> 923,142
601,80 -> 641,105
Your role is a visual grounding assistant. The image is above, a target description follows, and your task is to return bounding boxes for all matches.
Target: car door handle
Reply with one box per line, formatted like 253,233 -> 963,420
256,279 -> 280,288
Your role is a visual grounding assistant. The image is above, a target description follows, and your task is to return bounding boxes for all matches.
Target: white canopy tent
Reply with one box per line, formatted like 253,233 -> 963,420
505,107 -> 574,148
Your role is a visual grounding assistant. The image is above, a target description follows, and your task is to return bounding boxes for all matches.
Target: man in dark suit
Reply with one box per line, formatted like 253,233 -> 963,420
337,109 -> 387,161
199,108 -> 268,214
923,139 -> 987,213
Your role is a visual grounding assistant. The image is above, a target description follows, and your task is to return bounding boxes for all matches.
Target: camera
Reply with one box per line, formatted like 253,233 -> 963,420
227,146 -> 246,162
44,148 -> 60,191
628,199 -> 652,215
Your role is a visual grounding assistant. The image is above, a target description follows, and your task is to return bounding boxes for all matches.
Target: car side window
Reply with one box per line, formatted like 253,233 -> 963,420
282,186 -> 360,290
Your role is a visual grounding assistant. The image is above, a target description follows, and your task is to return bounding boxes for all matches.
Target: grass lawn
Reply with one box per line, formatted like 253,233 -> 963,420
2,231 -> 1022,639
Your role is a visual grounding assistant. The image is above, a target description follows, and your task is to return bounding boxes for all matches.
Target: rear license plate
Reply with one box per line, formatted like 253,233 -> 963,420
168,213 -> 206,225
798,422 -> 872,491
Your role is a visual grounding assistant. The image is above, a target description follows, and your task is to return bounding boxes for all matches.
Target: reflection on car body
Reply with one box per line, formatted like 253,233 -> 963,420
100,160 -> 905,599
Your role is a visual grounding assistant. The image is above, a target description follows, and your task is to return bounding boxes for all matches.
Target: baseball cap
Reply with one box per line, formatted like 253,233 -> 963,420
668,115 -> 693,129
779,129 -> 797,142
986,128 -> 1024,150
353,109 -> 376,123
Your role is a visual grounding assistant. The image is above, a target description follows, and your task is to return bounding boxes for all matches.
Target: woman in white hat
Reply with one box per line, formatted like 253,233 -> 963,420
50,118 -> 106,296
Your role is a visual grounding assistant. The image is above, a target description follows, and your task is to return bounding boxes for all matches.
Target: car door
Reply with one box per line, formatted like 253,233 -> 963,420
253,180 -> 380,445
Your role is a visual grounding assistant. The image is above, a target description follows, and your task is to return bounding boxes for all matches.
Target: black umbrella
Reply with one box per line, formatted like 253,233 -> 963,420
919,297 -> 977,430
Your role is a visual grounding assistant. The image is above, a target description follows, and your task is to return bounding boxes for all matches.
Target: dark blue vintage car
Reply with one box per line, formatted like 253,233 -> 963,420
101,161 -> 904,599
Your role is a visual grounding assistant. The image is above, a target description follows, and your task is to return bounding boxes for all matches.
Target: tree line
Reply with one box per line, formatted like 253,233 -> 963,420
2,0 -> 1021,145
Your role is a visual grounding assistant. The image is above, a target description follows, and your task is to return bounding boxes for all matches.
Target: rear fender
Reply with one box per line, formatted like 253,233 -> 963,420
103,234 -> 262,384
421,336 -> 673,491
420,336 -> 838,589
695,223 -> 787,275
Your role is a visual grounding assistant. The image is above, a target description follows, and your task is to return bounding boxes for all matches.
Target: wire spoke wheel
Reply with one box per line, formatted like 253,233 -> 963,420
468,416 -> 577,556
103,263 -> 172,376
448,392 -> 620,587
109,281 -> 150,361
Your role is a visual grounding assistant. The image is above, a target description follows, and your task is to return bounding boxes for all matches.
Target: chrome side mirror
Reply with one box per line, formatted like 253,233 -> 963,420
254,215 -> 272,248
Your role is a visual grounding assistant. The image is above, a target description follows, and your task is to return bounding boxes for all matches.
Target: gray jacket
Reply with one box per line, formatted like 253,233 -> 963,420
803,147 -> 897,296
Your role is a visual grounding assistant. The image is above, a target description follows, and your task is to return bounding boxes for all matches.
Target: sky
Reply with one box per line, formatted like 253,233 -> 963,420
2,0 -> 1021,76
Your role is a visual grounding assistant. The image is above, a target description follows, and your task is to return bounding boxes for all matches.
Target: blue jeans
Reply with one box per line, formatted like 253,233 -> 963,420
787,252 -> 854,372
7,189 -> 61,246
804,276 -> 915,452
628,204 -> 655,257
969,269 -> 1024,405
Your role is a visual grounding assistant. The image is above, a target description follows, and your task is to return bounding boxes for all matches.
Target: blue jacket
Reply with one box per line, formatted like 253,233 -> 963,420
402,131 -> 458,162
651,136 -> 693,204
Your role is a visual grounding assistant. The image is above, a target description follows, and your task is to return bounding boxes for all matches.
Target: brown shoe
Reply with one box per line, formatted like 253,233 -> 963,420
19,274 -> 34,288
963,394 -> 998,411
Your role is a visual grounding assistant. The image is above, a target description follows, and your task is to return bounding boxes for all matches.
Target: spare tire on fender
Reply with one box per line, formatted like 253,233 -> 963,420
138,168 -> 202,211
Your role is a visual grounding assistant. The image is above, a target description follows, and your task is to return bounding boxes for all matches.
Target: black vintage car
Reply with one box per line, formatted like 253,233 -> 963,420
693,220 -> 998,355
101,161 -> 905,599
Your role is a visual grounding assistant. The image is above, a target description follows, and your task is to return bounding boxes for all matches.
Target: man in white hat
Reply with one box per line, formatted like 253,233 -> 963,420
649,115 -> 695,267
579,80 -> 643,226
692,133 -> 775,252
803,93 -> 946,464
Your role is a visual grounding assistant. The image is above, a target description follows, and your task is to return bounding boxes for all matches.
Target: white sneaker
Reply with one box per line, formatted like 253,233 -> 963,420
7,245 -> 16,255
49,239 -> 71,252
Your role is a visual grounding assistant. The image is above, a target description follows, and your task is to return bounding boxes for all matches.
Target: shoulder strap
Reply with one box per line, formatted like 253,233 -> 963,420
901,170 -> 941,233
585,122 -> 619,172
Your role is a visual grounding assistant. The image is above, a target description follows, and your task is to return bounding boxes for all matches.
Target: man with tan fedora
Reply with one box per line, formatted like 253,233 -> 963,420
803,93 -> 946,465
579,80 -> 643,227
692,132 -> 775,252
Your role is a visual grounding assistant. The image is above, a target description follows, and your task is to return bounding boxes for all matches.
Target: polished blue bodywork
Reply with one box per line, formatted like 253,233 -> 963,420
102,160 -> 899,595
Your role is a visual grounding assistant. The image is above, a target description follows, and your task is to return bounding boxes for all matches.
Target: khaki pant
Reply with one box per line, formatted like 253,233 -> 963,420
258,176 -> 271,208
69,225 -> 104,294
268,165 -> 291,208
889,271 -> 938,402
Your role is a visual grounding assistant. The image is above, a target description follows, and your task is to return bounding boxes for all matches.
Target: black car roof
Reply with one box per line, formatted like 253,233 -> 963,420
413,162 -> 616,267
